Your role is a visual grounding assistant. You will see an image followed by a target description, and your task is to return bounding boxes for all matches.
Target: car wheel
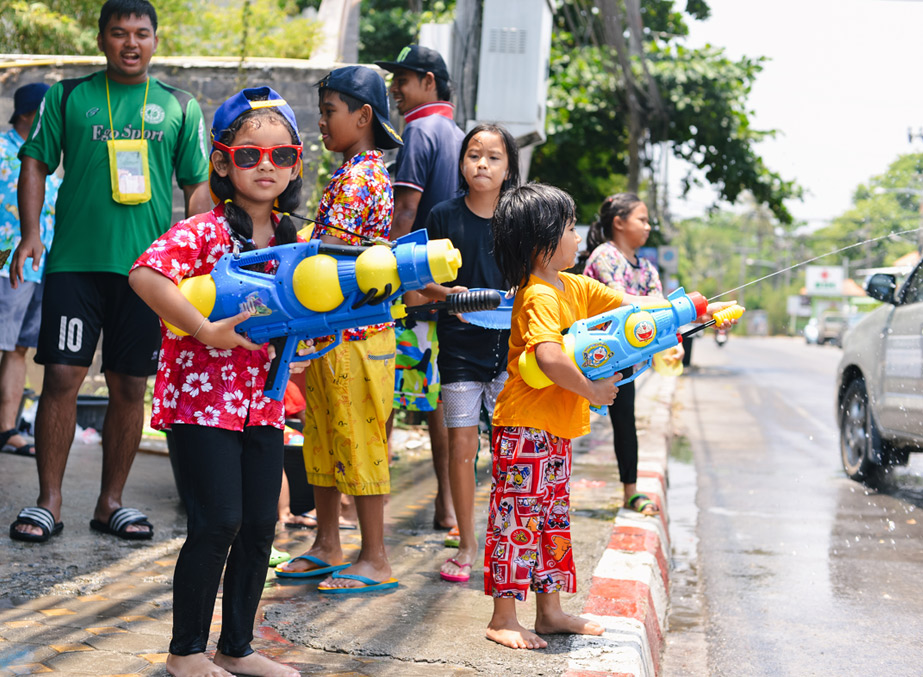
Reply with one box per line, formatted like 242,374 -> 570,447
839,377 -> 887,486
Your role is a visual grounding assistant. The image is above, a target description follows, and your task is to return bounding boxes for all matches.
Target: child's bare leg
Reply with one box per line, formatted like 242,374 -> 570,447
534,591 -> 604,637
275,485 -> 343,573
318,493 -> 391,589
277,471 -> 314,526
441,425 -> 479,578
428,404 -> 457,529
165,652 -> 232,677
487,596 -> 547,649
214,651 -> 299,677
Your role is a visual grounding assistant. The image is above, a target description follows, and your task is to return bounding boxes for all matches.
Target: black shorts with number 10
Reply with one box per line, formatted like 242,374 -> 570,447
36,272 -> 161,376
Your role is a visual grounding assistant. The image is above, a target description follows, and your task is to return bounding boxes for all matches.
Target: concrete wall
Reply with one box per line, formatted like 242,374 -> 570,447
0,55 -> 393,395
0,55 -> 390,224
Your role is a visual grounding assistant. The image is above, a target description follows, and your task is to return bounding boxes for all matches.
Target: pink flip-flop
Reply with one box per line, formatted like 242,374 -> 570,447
439,557 -> 472,582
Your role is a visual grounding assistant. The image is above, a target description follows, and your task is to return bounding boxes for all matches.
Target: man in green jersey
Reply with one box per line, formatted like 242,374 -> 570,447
9,0 -> 212,543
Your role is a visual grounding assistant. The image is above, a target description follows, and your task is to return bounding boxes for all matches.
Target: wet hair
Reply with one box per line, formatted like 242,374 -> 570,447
585,193 -> 644,253
98,0 -> 157,34
209,105 -> 302,252
492,183 -> 576,288
458,123 -> 521,195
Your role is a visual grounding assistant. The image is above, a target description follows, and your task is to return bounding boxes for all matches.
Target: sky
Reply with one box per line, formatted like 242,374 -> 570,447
668,0 -> 923,227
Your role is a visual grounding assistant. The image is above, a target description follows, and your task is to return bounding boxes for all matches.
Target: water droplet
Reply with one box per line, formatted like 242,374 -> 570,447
888,520 -> 896,531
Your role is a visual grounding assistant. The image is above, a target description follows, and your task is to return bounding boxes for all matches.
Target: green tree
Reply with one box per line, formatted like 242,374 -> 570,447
531,0 -> 799,226
806,154 -> 923,272
0,0 -> 321,59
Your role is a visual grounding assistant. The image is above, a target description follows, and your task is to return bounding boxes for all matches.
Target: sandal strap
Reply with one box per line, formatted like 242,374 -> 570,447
109,507 -> 151,532
17,507 -> 55,534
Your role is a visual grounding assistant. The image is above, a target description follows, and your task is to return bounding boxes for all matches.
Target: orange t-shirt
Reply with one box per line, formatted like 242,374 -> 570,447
492,272 -> 624,440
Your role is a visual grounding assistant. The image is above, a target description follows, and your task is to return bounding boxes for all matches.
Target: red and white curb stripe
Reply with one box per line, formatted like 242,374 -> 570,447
565,373 -> 674,677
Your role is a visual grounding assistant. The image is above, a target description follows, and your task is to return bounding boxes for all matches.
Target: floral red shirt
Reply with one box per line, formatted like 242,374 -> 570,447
314,149 -> 393,342
131,204 -> 285,432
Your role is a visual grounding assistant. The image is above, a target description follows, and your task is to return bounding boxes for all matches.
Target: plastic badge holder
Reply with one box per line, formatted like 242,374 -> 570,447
107,138 -> 152,205
461,288 -> 514,329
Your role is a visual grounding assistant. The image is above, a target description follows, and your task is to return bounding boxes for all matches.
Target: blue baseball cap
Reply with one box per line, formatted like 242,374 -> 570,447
211,86 -> 301,148
9,82 -> 50,124
316,66 -> 403,150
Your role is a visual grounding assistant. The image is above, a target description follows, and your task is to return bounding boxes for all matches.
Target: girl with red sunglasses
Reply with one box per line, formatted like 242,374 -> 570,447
128,87 -> 304,677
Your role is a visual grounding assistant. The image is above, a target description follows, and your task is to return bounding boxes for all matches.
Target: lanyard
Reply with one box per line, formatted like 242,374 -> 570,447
105,74 -> 150,138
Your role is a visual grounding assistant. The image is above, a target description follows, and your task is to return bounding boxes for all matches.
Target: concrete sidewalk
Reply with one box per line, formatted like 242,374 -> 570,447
0,370 -> 676,676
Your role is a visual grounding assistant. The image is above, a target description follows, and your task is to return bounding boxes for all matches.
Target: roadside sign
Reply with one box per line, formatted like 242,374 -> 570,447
805,265 -> 844,296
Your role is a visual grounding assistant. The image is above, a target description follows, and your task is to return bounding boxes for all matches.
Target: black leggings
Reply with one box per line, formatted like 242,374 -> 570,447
608,378 -> 638,486
168,423 -> 283,657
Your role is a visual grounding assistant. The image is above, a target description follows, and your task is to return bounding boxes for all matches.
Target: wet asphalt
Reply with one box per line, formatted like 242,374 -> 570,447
668,336 -> 923,676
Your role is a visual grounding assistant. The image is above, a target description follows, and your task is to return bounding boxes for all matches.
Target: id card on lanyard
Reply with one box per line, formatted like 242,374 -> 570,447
105,75 -> 152,205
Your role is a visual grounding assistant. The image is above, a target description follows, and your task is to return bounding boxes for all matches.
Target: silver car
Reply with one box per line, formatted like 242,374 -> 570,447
836,265 -> 923,485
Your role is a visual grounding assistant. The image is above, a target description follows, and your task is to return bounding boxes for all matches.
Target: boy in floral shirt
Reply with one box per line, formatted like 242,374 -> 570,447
275,66 -> 405,593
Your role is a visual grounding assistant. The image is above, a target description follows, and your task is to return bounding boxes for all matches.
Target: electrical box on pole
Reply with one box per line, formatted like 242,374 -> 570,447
472,0 -> 555,146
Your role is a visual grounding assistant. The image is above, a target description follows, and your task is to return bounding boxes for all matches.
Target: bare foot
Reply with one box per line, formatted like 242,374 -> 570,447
274,547 -> 345,574
166,652 -> 233,677
485,618 -> 548,649
318,560 -> 391,589
214,651 -> 299,677
279,509 -> 315,528
534,610 -> 604,637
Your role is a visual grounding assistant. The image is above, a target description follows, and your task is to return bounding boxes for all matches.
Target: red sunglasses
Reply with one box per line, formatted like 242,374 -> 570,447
213,141 -> 302,170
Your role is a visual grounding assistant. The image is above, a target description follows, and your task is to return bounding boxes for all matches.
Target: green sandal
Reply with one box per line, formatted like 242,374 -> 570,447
268,546 -> 291,567
627,493 -> 660,515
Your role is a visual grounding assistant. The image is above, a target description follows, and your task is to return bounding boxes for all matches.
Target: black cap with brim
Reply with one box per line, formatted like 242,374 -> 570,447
375,44 -> 450,84
316,66 -> 403,150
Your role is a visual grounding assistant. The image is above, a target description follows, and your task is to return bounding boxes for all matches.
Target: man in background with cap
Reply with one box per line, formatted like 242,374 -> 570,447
0,82 -> 61,459
376,44 -> 465,535
8,0 -> 212,543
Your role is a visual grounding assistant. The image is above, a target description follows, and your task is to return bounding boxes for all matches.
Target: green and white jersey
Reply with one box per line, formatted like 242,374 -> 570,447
20,71 -> 209,275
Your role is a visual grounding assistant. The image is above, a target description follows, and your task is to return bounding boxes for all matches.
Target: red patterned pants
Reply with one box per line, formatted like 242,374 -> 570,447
483,426 -> 575,600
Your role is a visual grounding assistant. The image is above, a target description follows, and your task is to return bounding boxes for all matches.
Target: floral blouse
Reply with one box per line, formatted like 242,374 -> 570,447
584,240 -> 662,297
131,204 -> 285,431
313,149 -> 393,342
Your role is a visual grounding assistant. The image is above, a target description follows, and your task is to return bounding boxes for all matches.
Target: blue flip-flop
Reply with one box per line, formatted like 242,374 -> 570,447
274,554 -> 350,579
317,572 -> 399,594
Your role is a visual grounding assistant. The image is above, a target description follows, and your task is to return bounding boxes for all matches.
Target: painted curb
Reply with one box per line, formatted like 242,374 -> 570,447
565,371 -> 675,677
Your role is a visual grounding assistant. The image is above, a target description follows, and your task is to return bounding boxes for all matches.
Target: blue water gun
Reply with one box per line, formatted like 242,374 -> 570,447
519,287 -> 744,413
164,230 -> 462,400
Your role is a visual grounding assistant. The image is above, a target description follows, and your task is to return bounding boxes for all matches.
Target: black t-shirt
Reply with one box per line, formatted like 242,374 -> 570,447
417,196 -> 510,384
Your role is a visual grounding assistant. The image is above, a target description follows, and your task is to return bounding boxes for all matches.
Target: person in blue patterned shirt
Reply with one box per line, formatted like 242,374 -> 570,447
0,82 -> 60,457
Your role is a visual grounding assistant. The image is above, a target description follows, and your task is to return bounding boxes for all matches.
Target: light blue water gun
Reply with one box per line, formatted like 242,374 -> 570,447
164,230 -> 462,400
519,288 -> 744,413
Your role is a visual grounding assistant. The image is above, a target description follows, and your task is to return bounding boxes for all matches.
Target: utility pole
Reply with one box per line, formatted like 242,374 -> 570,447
452,0 -> 481,127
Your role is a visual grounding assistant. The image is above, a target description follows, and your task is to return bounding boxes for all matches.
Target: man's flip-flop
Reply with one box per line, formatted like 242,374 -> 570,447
627,493 -> 660,515
439,558 -> 472,583
0,429 -> 35,457
317,572 -> 399,594
10,506 -> 63,543
90,507 -> 154,540
274,554 -> 350,579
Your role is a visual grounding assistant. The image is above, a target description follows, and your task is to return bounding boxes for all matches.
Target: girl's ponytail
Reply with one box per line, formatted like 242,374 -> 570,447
273,174 -> 303,246
210,171 -> 256,252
